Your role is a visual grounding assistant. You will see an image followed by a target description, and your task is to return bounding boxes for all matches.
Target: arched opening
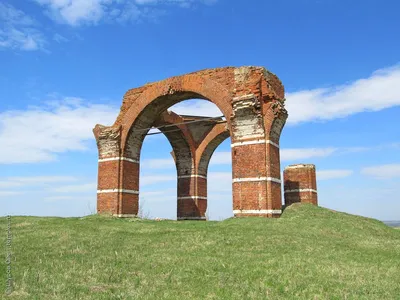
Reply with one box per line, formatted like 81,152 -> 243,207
138,132 -> 177,219
129,97 -> 231,220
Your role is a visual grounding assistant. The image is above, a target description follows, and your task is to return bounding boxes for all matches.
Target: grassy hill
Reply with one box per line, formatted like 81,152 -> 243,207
1,204 -> 400,299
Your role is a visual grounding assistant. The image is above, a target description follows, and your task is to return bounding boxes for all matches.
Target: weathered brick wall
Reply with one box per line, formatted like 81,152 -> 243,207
93,66 -> 288,219
283,164 -> 318,207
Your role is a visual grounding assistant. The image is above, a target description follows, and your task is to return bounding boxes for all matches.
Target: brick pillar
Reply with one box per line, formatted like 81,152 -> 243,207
230,95 -> 282,217
177,174 -> 207,220
156,118 -> 202,221
283,164 -> 318,206
94,124 -> 140,217
173,138 -> 204,220
157,112 -> 228,221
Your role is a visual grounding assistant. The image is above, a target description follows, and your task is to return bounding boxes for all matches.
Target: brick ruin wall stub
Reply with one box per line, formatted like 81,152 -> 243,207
283,164 -> 318,207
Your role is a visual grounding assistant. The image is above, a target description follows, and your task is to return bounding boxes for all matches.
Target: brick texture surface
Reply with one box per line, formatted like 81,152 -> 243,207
94,66 -> 292,219
283,164 -> 318,207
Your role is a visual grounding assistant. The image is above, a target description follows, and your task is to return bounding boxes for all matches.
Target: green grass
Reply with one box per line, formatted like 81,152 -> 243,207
1,204 -> 400,299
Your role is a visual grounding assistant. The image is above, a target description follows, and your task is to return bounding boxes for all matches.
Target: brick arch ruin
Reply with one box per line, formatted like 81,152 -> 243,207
154,111 -> 230,220
93,66 -> 288,219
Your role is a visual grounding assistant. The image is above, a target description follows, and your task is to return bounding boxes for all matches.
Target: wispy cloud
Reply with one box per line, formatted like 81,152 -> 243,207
0,98 -> 118,164
361,164 -> 400,179
141,158 -> 175,169
281,147 -> 337,161
141,175 -> 176,186
0,2 -> 47,51
0,191 -> 24,198
53,33 -> 69,43
33,0 -> 217,26
317,169 -> 353,180
286,65 -> 400,124
0,176 -> 78,188
43,195 -> 94,202
209,152 -> 231,164
49,183 -> 97,193
0,176 -> 83,199
208,172 -> 232,192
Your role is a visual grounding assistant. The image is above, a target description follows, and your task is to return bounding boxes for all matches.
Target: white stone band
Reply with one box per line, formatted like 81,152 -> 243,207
98,157 -> 139,164
113,214 -> 137,218
285,164 -> 315,170
233,177 -> 281,184
233,209 -> 282,214
178,196 -> 207,200
284,189 -> 317,194
231,139 -> 279,148
97,189 -> 139,194
178,175 -> 207,179
231,139 -> 265,147
177,217 -> 206,220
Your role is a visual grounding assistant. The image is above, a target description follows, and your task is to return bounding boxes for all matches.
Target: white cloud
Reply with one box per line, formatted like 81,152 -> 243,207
141,175 -> 176,186
208,172 -> 232,192
0,176 -> 78,188
50,183 -> 97,193
135,0 -> 217,7
171,100 -> 223,117
281,144 -> 399,162
286,65 -> 400,124
141,188 -> 175,197
317,169 -> 353,180
0,98 -> 118,164
43,195 -> 81,202
141,158 -> 175,169
53,33 -> 69,43
209,151 -> 231,164
0,3 -> 47,51
34,0 -> 217,26
35,0 -> 110,26
0,191 -> 24,198
361,164 -> 400,179
281,147 -> 336,161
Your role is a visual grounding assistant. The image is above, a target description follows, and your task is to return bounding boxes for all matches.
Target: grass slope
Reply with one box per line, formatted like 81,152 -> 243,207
1,204 -> 400,299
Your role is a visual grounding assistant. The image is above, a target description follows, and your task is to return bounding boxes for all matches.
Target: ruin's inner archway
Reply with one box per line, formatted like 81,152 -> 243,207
93,66 -> 288,219
138,99 -> 231,220
138,131 -> 177,219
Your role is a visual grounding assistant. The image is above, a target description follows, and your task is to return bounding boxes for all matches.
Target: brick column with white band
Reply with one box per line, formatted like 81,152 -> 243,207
283,164 -> 318,206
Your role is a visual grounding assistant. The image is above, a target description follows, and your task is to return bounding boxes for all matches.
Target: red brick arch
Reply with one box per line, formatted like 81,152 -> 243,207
152,111 -> 230,220
94,66 -> 289,219
119,74 -> 233,155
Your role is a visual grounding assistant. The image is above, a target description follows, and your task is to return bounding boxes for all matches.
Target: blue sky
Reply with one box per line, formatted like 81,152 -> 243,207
1,0 -> 399,221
